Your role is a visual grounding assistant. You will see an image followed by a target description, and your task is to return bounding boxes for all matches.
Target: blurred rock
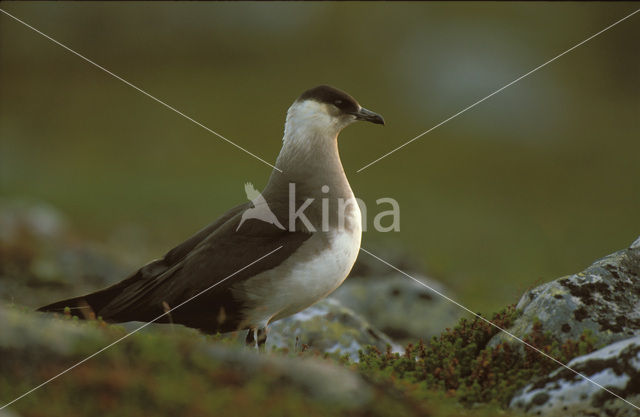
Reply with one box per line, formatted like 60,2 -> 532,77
0,199 -> 68,242
0,200 -> 128,307
332,268 -> 461,345
489,237 -> 640,348
267,298 -> 399,360
510,336 -> 640,416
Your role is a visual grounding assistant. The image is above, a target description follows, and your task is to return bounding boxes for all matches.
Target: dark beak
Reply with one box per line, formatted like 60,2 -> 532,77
352,107 -> 385,125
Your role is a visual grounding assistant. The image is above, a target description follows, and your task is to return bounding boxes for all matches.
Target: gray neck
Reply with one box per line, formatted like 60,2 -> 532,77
262,108 -> 355,230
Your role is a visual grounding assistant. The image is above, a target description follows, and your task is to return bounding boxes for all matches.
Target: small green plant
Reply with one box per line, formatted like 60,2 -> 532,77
357,305 -> 599,407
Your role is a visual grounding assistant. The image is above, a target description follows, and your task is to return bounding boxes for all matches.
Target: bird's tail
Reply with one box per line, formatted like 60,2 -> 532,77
37,295 -> 96,319
37,279 -> 133,321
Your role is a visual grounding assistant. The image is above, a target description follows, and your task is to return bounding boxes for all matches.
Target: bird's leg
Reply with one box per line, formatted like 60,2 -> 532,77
245,328 -> 256,347
257,327 -> 268,351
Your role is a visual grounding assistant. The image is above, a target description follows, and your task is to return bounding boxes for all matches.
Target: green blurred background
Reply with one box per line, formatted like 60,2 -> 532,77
1,2 -> 638,314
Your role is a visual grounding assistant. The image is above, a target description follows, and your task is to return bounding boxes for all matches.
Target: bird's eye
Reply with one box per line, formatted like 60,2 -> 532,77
334,100 -> 343,106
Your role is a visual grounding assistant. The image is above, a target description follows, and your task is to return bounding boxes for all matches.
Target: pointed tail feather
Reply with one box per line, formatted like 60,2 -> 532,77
37,278 -> 138,321
37,295 -> 95,319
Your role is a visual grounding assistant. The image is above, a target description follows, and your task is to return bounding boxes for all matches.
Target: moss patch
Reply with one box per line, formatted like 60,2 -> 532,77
356,305 -> 599,407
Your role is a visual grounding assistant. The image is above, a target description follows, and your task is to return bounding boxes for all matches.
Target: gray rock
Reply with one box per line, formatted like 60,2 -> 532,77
330,273 -> 461,345
510,336 -> 640,416
266,298 -> 399,360
490,240 -> 640,348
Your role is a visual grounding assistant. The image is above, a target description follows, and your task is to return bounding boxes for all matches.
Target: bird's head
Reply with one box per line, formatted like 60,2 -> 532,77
284,85 -> 384,142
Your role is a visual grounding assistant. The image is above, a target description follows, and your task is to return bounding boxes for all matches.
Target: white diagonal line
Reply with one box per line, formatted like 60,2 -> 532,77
357,8 -> 640,173
359,247 -> 640,413
0,245 -> 283,410
0,8 -> 282,173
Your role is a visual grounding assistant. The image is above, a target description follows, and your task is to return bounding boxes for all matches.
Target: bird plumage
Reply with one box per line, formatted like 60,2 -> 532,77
38,85 -> 384,345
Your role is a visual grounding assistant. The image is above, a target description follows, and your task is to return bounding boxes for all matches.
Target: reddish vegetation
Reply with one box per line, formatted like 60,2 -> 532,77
357,305 -> 598,406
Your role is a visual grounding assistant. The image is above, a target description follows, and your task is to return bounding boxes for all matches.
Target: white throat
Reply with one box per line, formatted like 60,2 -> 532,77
274,100 -> 351,175
283,100 -> 353,146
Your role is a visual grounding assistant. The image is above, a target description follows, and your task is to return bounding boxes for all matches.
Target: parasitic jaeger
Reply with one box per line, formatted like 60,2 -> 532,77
38,85 -> 385,346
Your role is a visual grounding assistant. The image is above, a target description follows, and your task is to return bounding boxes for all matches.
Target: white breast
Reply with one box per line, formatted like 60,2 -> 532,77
233,206 -> 362,328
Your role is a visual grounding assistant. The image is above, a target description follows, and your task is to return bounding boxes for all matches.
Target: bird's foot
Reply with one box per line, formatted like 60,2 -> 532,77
257,327 -> 267,352
245,328 -> 256,346
244,327 -> 267,351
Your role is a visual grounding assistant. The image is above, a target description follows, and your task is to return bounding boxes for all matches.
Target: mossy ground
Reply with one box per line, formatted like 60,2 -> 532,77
0,308 -> 463,417
1,304 -> 599,417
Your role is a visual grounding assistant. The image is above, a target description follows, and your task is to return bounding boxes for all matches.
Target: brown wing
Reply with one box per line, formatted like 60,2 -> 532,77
94,205 -> 311,333
39,201 -> 312,333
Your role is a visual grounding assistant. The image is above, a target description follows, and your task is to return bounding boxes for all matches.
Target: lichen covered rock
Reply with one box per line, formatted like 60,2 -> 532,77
267,298 -> 399,360
490,237 -> 640,349
510,336 -> 640,416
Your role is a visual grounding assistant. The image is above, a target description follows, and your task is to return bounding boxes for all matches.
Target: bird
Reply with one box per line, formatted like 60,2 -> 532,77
236,182 -> 285,231
37,85 -> 385,347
